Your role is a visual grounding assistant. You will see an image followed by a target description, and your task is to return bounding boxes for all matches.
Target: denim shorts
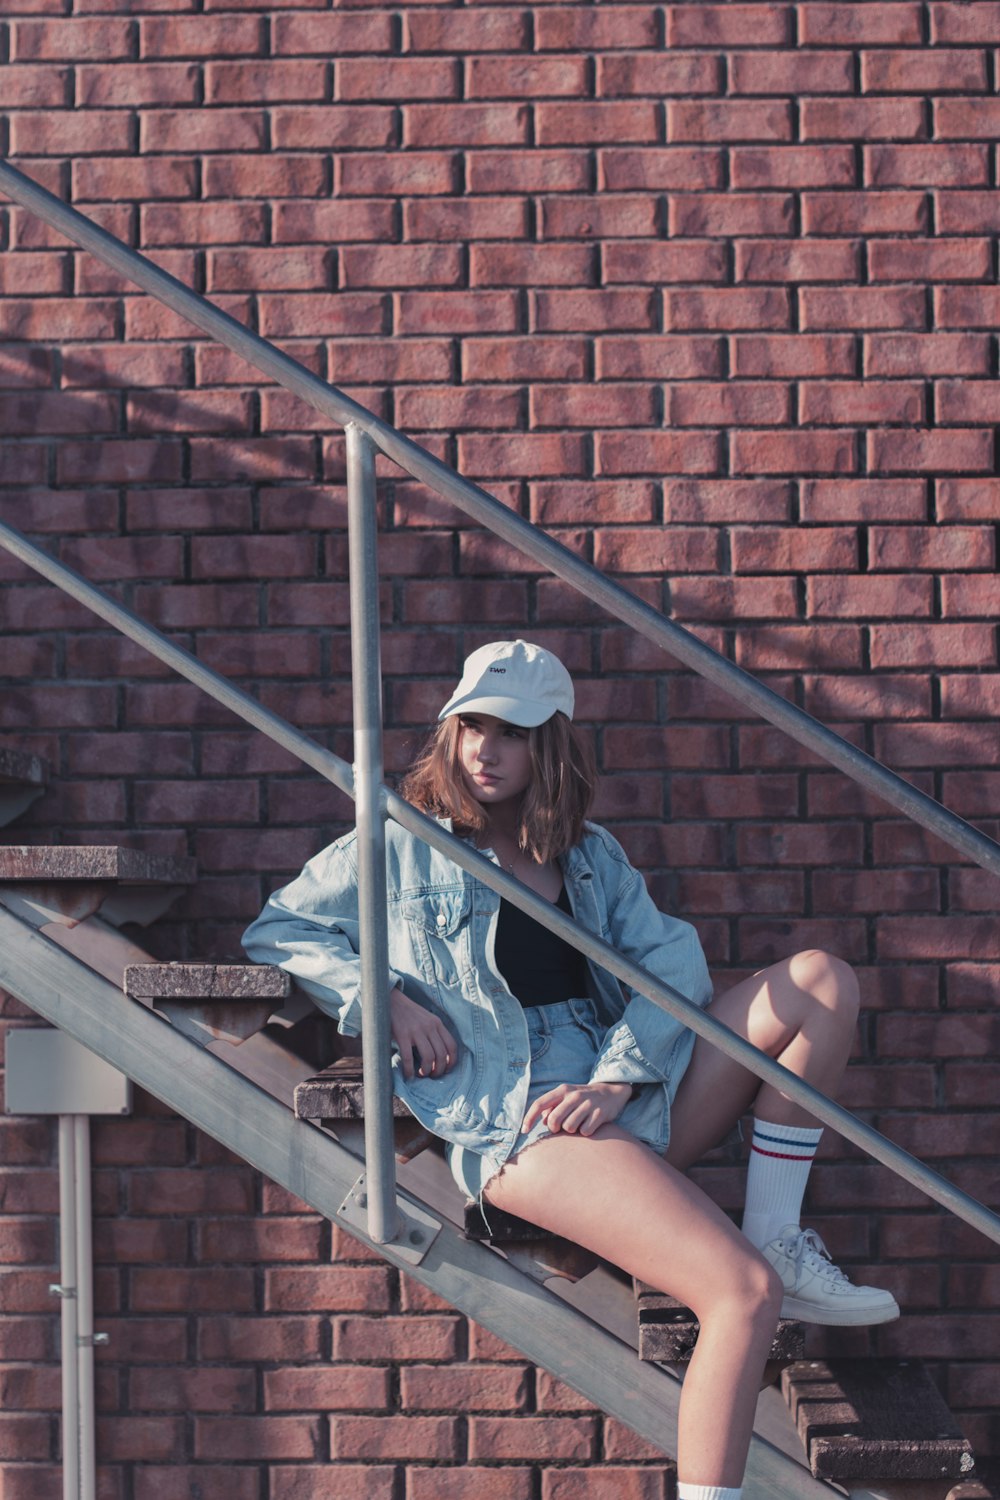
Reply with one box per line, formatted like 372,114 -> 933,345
447,996 -> 615,1207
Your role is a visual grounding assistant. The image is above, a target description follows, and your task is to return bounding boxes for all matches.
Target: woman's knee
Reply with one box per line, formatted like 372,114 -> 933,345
685,1242 -> 783,1327
753,1254 -> 785,1317
731,1249 -> 783,1323
788,948 -> 859,1023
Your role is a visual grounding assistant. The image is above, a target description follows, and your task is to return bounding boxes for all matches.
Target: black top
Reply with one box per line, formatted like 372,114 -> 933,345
493,884 -> 589,1007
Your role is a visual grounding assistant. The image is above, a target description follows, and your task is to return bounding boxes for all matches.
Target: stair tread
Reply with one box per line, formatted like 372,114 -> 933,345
0,845 -> 196,884
0,748 -> 48,787
464,1198 -> 557,1244
298,1064 -> 587,1272
295,1058 -> 414,1119
782,1357 -> 976,1481
125,962 -> 290,1000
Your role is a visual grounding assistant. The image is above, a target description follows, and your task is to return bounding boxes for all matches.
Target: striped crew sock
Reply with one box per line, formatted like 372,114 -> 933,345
740,1118 -> 823,1251
677,1487 -> 742,1500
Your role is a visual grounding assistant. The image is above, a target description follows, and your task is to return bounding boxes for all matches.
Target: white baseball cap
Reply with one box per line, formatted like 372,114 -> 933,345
438,640 -> 575,727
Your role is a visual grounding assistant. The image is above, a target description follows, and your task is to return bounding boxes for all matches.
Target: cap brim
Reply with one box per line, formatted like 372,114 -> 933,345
438,692 -> 555,728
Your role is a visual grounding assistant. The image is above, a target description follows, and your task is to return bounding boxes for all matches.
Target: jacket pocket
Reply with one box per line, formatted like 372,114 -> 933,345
396,886 -> 472,989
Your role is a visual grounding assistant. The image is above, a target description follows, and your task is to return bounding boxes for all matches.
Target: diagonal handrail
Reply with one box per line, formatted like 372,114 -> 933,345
0,156 -> 997,1260
1,512 -> 998,1252
0,159 -> 997,882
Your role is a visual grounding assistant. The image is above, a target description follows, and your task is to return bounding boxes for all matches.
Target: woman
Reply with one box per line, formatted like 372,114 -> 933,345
244,638 -> 898,1499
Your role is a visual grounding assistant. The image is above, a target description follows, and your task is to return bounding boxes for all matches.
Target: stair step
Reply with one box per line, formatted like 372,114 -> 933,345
0,748 -> 48,828
297,1062 -> 596,1281
782,1358 -> 976,1482
464,1198 -> 556,1243
635,1282 -> 805,1364
295,1056 -> 435,1163
0,844 -> 195,930
125,962 -> 290,1001
295,1055 -> 414,1121
125,963 -> 290,1047
0,844 -> 195,884
463,1200 -> 600,1283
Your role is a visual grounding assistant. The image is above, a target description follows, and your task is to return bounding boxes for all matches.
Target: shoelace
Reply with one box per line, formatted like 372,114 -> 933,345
785,1227 -> 854,1288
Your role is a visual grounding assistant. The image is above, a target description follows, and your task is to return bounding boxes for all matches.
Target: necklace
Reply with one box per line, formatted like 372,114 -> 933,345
482,835 -> 518,876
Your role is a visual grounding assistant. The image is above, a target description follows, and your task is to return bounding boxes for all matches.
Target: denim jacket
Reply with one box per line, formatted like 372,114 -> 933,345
242,819 -> 713,1161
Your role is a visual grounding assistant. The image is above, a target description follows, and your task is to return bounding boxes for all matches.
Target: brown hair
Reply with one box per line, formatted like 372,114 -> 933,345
399,711 -> 597,864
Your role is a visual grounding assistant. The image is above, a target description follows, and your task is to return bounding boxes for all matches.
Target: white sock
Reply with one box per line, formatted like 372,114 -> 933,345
740,1118 -> 823,1250
677,1486 -> 742,1500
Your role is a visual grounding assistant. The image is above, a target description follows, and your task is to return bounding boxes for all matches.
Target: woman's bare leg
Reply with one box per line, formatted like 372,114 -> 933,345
665,949 -> 860,1172
661,948 -> 898,1328
485,1125 -> 783,1486
482,951 -> 864,1480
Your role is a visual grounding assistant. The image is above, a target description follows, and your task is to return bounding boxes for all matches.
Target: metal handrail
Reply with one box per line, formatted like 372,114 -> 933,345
2,509 -> 999,1253
1,158 -> 998,1255
1,160 -> 997,880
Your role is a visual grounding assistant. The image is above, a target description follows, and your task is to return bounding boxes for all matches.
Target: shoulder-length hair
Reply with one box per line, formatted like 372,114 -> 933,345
399,711 -> 597,864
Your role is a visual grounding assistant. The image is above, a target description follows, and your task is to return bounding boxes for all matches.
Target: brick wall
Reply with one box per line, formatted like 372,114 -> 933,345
0,0 -> 998,1485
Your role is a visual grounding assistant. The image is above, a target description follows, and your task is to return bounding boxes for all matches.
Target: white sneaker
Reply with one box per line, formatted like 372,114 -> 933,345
761,1225 -> 900,1327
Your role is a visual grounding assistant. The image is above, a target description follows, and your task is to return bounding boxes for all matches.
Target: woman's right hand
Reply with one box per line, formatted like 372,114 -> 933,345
389,987 -> 458,1081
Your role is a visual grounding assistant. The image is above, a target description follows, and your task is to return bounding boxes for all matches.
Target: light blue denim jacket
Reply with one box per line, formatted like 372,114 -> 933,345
242,818 -> 713,1163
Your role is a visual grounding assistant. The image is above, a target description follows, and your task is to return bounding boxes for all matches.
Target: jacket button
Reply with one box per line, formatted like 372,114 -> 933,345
436,913 -> 447,927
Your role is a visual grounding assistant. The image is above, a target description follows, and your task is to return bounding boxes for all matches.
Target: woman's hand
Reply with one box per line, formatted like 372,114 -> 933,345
389,987 -> 458,1081
522,1081 -> 633,1137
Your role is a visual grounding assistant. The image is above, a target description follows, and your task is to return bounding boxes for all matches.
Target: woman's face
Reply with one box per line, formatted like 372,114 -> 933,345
457,713 -> 533,811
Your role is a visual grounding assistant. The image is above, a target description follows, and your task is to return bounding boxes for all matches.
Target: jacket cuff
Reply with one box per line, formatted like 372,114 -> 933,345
335,998 -> 363,1038
336,966 -> 406,1039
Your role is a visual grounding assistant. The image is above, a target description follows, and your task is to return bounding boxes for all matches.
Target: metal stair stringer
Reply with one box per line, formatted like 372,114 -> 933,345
0,901 -> 838,1500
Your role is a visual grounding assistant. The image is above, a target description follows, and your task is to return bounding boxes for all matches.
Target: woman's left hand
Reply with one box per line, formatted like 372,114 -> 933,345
522,1081 -> 633,1137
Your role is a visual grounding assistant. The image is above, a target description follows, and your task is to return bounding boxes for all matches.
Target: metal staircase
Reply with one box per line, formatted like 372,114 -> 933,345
0,823 -> 991,1498
1,156 -> 999,1498
0,880 -> 841,1499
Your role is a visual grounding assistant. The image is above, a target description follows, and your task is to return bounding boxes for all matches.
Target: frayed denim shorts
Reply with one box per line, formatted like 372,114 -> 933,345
447,996 -> 619,1207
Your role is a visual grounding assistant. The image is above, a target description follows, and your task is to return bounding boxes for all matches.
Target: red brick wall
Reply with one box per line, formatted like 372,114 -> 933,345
1,0 -> 998,1485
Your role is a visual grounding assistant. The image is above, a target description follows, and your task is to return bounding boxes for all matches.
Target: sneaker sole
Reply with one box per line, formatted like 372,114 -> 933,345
780,1294 -> 901,1327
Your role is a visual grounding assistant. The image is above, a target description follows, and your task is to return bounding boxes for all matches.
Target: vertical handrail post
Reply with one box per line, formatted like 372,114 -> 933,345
56,1116 -> 80,1500
345,422 -> 398,1244
74,1117 -> 97,1500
